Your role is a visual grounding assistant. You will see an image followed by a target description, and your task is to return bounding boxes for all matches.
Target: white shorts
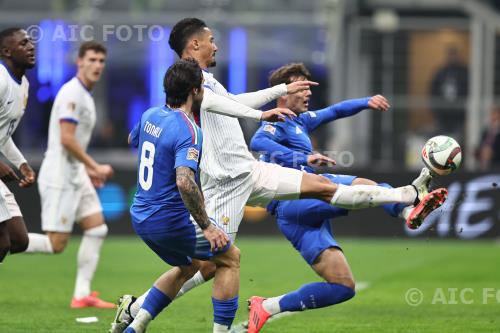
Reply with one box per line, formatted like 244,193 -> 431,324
0,180 -> 22,223
39,175 -> 102,233
201,161 -> 303,234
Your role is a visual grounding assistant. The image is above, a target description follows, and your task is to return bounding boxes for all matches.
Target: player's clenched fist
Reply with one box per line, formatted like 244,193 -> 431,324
368,94 -> 390,112
96,164 -> 114,180
19,162 -> 36,188
261,108 -> 296,122
203,224 -> 230,252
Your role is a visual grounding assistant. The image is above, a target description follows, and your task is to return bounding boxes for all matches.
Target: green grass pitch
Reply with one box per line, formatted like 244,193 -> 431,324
1,237 -> 499,332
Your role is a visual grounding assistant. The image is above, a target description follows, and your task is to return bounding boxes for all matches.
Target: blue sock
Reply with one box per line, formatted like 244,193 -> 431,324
279,282 -> 355,312
378,183 -> 407,217
212,296 -> 239,328
141,286 -> 172,319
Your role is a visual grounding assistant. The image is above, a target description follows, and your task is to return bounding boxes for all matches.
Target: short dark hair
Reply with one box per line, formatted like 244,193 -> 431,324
169,18 -> 207,57
269,63 -> 312,87
78,41 -> 107,58
0,28 -> 22,49
164,58 -> 203,108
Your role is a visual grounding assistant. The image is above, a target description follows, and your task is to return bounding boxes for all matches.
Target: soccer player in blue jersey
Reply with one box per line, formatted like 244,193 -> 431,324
113,20 -> 448,331
116,59 -> 241,333
247,63 -> 435,332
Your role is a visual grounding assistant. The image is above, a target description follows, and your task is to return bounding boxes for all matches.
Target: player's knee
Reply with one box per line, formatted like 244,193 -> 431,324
339,277 -> 356,291
326,275 -> 355,290
9,234 -> 28,254
215,245 -> 240,269
200,261 -> 216,277
227,245 -> 241,269
180,264 -> 200,280
342,277 -> 356,291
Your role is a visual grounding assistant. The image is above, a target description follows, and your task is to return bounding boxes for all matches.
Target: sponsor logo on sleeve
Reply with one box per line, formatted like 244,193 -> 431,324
263,124 -> 276,135
68,102 -> 76,112
187,147 -> 200,162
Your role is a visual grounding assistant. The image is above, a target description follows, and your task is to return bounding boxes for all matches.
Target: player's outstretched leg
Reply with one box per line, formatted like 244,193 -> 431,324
351,167 -> 434,219
248,248 -> 355,333
298,169 -> 447,228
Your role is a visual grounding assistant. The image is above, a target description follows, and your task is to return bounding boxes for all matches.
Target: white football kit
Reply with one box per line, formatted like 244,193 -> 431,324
199,71 -> 303,238
38,77 -> 102,232
0,62 -> 29,222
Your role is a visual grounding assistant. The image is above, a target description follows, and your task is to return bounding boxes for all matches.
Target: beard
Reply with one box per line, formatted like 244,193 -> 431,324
208,60 -> 216,68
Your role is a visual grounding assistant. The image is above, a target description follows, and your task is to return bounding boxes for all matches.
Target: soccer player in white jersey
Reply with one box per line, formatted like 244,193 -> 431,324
111,18 -> 447,329
0,28 -> 36,263
25,42 -> 115,308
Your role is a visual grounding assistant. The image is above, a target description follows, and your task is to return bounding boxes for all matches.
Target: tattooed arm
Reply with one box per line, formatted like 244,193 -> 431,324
176,166 -> 229,250
176,166 -> 210,229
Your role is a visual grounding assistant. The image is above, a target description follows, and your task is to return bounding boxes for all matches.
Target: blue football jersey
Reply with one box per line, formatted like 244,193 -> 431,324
130,106 -> 202,226
250,97 -> 370,173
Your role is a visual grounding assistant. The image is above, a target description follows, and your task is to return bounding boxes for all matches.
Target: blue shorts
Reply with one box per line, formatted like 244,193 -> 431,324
132,215 -> 230,267
273,173 -> 356,265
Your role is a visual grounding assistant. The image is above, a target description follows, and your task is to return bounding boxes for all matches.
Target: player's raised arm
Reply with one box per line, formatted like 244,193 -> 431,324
229,84 -> 288,109
305,95 -> 390,132
202,88 -> 295,122
229,80 -> 318,110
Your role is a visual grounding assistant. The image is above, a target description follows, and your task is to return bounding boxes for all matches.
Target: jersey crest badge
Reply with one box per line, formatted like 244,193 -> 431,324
221,215 -> 230,225
263,124 -> 276,135
186,147 -> 200,162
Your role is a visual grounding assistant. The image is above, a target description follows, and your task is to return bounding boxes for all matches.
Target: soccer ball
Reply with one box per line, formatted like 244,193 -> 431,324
421,135 -> 462,176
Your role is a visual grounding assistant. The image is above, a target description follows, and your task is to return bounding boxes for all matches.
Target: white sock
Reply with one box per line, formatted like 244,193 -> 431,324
25,233 -> 53,253
263,295 -> 284,316
331,184 -> 416,210
213,322 -> 230,333
131,289 -> 151,318
177,271 -> 206,298
73,224 -> 108,299
130,271 -> 207,318
129,309 -> 152,333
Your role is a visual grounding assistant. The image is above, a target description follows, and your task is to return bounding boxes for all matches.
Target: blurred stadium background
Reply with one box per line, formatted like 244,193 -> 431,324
1,1 -> 500,332
0,0 -> 498,239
